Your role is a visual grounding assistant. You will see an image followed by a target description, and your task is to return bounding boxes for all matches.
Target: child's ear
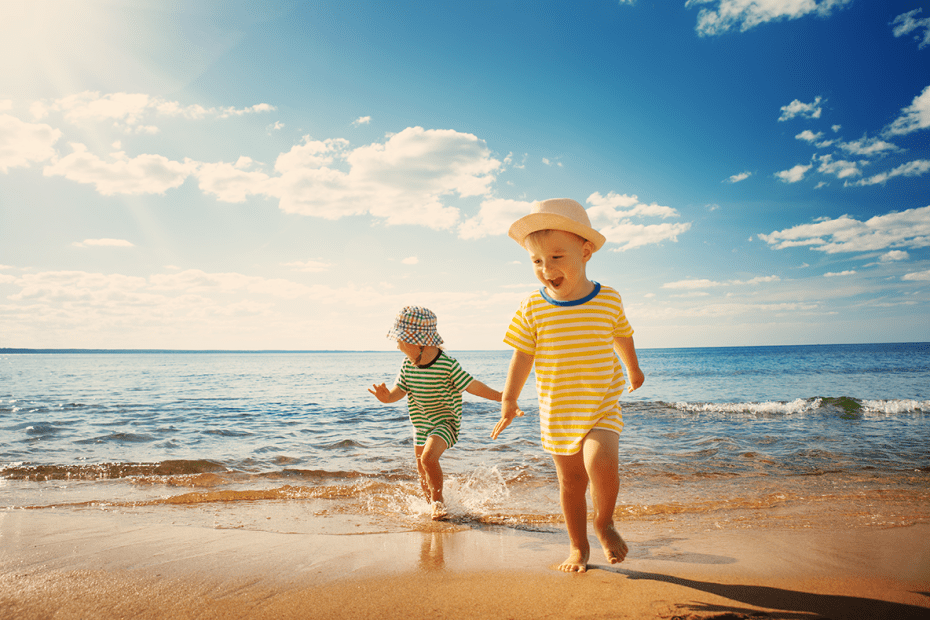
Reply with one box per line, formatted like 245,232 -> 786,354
581,240 -> 595,262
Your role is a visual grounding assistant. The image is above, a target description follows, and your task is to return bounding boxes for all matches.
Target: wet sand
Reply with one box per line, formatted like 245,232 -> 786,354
1,510 -> 928,620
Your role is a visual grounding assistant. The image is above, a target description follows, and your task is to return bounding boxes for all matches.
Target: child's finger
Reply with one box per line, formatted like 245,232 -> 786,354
490,416 -> 511,439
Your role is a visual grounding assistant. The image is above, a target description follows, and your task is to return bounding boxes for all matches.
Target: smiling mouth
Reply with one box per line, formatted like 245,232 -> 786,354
549,277 -> 564,288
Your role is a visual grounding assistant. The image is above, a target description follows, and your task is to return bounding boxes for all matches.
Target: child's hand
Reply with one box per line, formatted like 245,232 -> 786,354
368,383 -> 393,403
627,367 -> 645,392
491,399 -> 524,439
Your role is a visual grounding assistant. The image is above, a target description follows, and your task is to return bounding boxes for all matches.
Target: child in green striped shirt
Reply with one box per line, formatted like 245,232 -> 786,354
369,306 -> 501,520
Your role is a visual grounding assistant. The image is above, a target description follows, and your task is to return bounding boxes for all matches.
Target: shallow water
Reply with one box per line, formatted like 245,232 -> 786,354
2,344 -> 928,533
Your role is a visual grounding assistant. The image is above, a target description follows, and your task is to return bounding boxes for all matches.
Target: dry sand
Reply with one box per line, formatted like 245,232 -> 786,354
1,510 -> 928,619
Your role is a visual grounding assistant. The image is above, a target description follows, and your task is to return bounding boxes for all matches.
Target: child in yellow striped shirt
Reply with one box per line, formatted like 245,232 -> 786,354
491,198 -> 644,573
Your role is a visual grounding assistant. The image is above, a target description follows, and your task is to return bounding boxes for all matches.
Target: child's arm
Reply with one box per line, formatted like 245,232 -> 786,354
368,383 -> 407,403
490,350 -> 532,439
465,379 -> 502,402
614,335 -> 645,392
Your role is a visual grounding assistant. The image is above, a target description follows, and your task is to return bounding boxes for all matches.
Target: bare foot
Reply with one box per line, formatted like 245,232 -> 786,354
596,523 -> 628,564
430,501 -> 448,521
557,547 -> 589,573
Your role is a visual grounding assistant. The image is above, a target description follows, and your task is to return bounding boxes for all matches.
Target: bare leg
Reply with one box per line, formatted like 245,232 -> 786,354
551,450 -> 591,572
583,429 -> 627,564
416,436 -> 448,519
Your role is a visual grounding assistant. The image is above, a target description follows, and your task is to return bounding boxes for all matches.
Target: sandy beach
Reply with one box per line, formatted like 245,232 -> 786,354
2,509 -> 927,620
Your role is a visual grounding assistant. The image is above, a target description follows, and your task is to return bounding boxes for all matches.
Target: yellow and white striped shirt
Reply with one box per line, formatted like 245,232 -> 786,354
504,283 -> 633,455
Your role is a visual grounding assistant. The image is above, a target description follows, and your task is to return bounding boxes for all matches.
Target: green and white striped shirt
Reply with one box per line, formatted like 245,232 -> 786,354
395,352 -> 474,446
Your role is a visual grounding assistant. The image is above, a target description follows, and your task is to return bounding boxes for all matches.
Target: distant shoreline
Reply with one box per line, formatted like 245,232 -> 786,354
2,342 -> 927,354
0,348 -> 377,354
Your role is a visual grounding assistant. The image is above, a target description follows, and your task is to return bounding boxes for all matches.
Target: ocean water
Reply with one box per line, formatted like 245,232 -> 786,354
2,344 -> 928,534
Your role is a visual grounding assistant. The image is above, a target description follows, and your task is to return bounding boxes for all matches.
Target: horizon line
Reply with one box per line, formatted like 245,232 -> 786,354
2,342 -> 927,354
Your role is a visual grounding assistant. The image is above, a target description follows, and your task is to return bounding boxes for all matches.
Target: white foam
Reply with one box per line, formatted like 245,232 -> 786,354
674,398 -> 820,416
446,465 -> 510,516
861,399 -> 929,414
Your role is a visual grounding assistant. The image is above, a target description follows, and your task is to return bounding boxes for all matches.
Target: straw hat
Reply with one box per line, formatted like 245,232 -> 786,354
508,198 -> 606,251
386,306 -> 443,346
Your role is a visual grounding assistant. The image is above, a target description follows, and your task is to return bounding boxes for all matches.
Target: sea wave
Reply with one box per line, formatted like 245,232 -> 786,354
861,399 -> 930,414
6,475 -> 928,533
0,459 -> 228,481
671,396 -> 928,417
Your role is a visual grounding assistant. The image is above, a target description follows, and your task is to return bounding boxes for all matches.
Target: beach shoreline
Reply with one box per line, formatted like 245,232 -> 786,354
2,510 -> 927,620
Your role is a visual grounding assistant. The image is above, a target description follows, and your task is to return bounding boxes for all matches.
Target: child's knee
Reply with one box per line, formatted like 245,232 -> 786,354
419,448 -> 441,468
558,468 -> 589,494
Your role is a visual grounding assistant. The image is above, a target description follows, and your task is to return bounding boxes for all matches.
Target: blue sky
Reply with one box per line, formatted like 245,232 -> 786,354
1,0 -> 928,350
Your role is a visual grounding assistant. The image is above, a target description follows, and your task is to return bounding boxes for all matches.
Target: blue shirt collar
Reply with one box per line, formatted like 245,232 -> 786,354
540,281 -> 601,307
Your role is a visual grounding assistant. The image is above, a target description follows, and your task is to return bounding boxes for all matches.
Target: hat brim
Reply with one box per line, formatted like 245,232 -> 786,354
508,213 -> 606,251
386,327 -> 443,346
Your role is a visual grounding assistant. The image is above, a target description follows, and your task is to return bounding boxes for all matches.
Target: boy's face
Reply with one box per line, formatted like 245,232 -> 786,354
524,230 -> 595,302
397,339 -> 419,362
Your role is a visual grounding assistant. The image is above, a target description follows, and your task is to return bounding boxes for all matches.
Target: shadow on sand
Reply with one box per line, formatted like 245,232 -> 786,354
605,567 -> 929,620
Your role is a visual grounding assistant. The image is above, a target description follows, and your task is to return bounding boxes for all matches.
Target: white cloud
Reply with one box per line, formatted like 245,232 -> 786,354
824,270 -> 855,277
597,222 -> 691,252
352,116 -> 371,126
587,191 -> 681,221
758,205 -> 930,254
43,143 -> 198,195
585,191 -> 691,251
879,251 -> 909,262
0,267 -> 516,349
687,0 -> 852,36
725,171 -> 751,183
266,127 -> 500,229
847,159 -> 930,187
26,119 -> 504,232
891,9 -> 930,49
663,279 -> 726,289
30,91 -> 275,133
795,130 -> 822,143
815,154 -> 862,179
7,270 -> 149,304
775,163 -> 812,183
275,137 -> 350,172
796,130 -> 834,148
148,269 -> 311,299
884,85 -> 930,136
663,275 -> 781,289
837,135 -> 898,157
741,275 -> 782,284
458,197 -> 533,240
903,269 -> 930,281
0,113 -> 61,172
401,256 -> 419,265
73,238 -> 134,248
778,96 -> 824,121
542,157 -> 563,167
197,159 -> 271,203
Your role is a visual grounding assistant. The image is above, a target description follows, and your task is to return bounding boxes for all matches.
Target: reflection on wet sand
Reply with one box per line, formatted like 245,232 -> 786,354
419,533 -> 446,571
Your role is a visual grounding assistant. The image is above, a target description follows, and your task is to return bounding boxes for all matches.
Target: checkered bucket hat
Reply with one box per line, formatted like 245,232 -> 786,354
386,306 -> 443,347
